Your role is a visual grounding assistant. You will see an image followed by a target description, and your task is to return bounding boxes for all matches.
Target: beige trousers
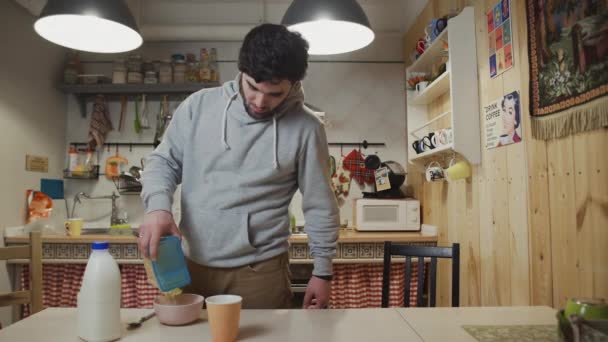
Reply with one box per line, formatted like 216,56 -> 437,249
183,252 -> 293,309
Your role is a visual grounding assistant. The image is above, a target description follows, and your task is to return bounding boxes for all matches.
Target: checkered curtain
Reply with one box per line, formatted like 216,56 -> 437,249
20,264 -> 160,318
330,262 -> 423,308
19,262 -> 423,316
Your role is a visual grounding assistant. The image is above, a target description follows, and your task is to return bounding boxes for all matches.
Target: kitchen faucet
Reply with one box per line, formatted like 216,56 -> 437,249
72,191 -> 127,226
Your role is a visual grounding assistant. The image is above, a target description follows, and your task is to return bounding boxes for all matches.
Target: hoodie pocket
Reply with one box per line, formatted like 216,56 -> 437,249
186,208 -> 256,262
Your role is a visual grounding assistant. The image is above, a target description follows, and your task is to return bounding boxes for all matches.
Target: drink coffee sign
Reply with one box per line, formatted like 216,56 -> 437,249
484,91 -> 522,149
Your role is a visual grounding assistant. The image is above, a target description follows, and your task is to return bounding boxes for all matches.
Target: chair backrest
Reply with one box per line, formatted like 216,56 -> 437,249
382,241 -> 459,308
0,231 -> 43,314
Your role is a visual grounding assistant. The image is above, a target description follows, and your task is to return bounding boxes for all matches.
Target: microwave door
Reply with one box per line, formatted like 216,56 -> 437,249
361,204 -> 406,230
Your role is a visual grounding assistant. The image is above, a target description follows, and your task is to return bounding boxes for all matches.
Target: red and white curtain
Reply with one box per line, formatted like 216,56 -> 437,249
20,262 -> 423,317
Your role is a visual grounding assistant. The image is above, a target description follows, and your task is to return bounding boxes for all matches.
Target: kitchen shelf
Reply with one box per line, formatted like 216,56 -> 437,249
407,28 -> 449,74
59,82 -> 220,117
408,71 -> 450,105
406,7 -> 481,169
410,143 -> 454,162
63,165 -> 100,180
58,82 -> 220,95
409,111 -> 451,139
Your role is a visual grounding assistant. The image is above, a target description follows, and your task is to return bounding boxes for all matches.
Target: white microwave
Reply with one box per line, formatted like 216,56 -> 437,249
354,198 -> 420,231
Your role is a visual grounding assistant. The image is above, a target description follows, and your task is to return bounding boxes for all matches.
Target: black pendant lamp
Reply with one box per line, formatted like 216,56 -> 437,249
34,0 -> 143,53
281,0 -> 374,55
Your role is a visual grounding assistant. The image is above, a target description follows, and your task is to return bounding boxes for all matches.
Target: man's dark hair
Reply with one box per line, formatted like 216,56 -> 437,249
238,24 -> 309,84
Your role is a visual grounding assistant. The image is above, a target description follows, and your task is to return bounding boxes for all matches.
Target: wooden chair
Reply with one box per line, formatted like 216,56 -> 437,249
382,241 -> 460,308
0,231 -> 43,316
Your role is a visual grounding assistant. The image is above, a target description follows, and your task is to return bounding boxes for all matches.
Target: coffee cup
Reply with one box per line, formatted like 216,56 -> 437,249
499,134 -> 513,145
206,295 -> 243,342
431,128 -> 453,147
445,158 -> 471,181
416,81 -> 429,93
65,218 -> 83,236
412,140 -> 424,154
420,136 -> 433,151
425,161 -> 445,182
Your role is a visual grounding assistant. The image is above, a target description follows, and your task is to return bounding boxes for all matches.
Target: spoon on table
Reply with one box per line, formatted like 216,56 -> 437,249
127,312 -> 156,330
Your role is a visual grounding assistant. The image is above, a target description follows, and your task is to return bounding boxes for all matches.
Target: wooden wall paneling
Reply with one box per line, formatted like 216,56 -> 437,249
426,92 -> 451,306
572,129 -> 608,301
547,136 -> 578,308
475,0 -> 512,306
502,0 -> 530,306
526,137 -> 554,306
512,0 -> 554,306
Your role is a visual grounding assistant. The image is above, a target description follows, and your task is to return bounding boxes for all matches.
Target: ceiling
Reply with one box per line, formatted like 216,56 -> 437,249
14,0 -> 428,41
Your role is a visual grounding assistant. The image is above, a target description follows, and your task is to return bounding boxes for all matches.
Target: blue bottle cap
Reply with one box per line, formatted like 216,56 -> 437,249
92,242 -> 109,250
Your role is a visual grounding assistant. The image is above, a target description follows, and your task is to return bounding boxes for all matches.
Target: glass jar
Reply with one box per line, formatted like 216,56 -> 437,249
112,59 -> 127,84
127,54 -> 142,73
144,71 -> 158,84
173,60 -> 186,84
159,60 -> 172,84
186,61 -> 199,83
64,61 -> 79,84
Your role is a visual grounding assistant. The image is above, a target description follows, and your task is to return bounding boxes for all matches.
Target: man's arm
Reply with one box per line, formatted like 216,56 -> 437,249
138,98 -> 191,259
297,123 -> 340,308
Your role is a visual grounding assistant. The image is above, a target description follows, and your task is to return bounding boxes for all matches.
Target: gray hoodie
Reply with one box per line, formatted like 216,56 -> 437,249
141,73 -> 340,276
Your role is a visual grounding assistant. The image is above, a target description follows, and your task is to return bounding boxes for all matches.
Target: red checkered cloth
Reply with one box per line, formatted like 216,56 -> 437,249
329,262 -> 424,308
20,264 -> 160,318
342,149 -> 375,185
19,262 -> 423,315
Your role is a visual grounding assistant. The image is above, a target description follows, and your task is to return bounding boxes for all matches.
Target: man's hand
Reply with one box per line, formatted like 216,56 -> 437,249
137,210 -> 181,260
302,276 -> 331,309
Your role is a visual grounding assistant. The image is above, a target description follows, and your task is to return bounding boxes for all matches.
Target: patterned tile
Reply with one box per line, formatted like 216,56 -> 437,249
341,244 -> 358,259
123,245 -> 138,259
358,243 -> 375,259
55,244 -> 72,259
290,244 -> 308,259
42,243 -> 54,259
73,244 -> 89,259
375,243 -> 385,258
108,244 -> 122,259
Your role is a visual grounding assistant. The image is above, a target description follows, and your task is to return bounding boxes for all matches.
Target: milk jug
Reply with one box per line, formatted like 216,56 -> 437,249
77,242 -> 122,341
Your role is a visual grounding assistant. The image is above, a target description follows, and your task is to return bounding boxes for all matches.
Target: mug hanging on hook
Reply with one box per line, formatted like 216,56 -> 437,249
445,158 -> 471,181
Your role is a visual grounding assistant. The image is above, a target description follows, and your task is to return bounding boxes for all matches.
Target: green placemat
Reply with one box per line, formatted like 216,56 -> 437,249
462,325 -> 558,342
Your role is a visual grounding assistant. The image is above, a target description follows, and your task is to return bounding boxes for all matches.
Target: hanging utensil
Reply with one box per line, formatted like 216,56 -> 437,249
118,96 -> 127,132
140,94 -> 150,129
134,95 -> 142,134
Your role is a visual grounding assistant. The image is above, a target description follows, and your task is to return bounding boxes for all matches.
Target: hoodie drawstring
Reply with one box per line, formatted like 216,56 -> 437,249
221,92 -> 238,150
272,116 -> 278,169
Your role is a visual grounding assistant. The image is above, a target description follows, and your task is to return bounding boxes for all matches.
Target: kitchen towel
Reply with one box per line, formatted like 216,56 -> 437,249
88,95 -> 113,150
342,149 -> 375,185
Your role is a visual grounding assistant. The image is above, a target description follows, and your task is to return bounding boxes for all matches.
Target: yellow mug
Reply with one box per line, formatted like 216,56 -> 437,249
65,218 -> 83,236
446,159 -> 471,181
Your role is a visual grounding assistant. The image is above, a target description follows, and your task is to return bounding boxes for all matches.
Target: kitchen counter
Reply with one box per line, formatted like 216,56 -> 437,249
4,228 -> 437,264
4,228 -> 436,244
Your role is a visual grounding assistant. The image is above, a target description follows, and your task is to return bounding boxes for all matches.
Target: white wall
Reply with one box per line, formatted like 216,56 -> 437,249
0,1 -> 67,326
66,33 -> 406,229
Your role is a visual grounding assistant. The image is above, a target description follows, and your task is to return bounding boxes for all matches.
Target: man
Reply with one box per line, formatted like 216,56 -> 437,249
138,24 -> 340,310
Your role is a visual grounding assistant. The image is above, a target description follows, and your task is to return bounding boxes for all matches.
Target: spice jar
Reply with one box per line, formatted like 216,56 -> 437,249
112,59 -> 127,84
127,54 -> 143,84
159,60 -> 172,84
173,61 -> 186,83
144,71 -> 158,84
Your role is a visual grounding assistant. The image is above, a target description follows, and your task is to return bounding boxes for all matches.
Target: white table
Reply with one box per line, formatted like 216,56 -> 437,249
0,308 -> 421,341
397,306 -> 558,341
0,306 -> 557,341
